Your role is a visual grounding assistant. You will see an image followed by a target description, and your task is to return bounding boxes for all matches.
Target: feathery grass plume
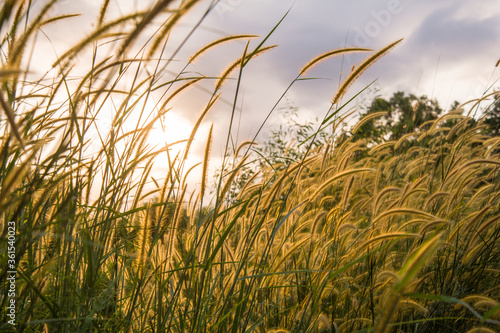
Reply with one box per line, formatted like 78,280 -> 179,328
159,77 -> 205,109
352,111 -> 387,134
462,242 -> 488,266
0,90 -> 25,148
331,108 -> 359,135
215,45 -> 277,91
219,155 -> 250,202
234,140 -> 258,157
397,233 -> 443,291
300,47 -> 371,75
319,195 -> 335,207
338,152 -> 354,172
332,39 -> 403,104
458,206 -> 491,237
0,67 -> 24,79
419,220 -> 450,235
375,233 -> 442,333
400,299 -> 429,315
146,0 -> 200,57
399,188 -> 428,207
372,163 -> 383,194
469,214 -> 500,246
8,0 -> 58,66
462,159 -> 500,169
317,313 -> 331,331
274,236 -> 310,269
397,218 -> 430,231
215,44 -> 277,91
189,34 -> 259,63
358,232 -> 420,251
369,141 -> 395,156
337,223 -> 358,234
460,295 -> 499,309
311,210 -> 327,235
417,125 -> 445,143
424,191 -> 451,209
320,142 -> 331,171
310,168 -> 375,201
52,12 -> 145,68
394,132 -> 418,150
97,0 -> 110,26
402,157 -> 432,181
445,116 -> 473,140
200,124 -> 213,201
429,110 -> 467,132
373,208 -> 440,224
0,0 -> 18,32
4,1 -> 500,329
341,175 -> 355,210
484,137 -> 500,157
42,13 -> 82,27
465,90 -> 499,116
465,328 -> 497,333
135,209 -> 152,276
377,270 -> 400,283
373,187 -> 402,215
183,94 -> 219,161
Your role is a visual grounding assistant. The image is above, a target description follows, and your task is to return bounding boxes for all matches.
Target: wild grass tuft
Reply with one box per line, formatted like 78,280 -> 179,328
1,1 -> 499,332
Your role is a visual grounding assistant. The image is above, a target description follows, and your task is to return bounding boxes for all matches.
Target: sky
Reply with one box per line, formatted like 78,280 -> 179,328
35,0 -> 500,195
184,0 -> 500,158
42,0 -> 500,131
201,0 -> 500,127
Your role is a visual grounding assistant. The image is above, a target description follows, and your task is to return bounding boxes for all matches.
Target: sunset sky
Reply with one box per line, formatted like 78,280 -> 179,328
202,0 -> 500,126
37,0 -> 500,181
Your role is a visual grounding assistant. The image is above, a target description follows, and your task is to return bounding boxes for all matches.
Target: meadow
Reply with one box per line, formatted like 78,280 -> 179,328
1,1 -> 499,332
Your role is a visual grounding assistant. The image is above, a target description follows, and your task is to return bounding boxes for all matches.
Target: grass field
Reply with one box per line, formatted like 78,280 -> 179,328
1,1 -> 499,332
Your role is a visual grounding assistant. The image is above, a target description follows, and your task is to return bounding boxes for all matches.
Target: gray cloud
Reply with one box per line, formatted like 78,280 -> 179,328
30,0 -> 500,157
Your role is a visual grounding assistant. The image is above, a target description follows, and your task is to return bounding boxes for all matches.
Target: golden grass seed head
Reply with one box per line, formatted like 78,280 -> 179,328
352,111 -> 388,135
332,39 -> 403,105
189,34 -> 258,63
377,270 -> 400,283
399,299 -> 429,315
461,295 -> 499,307
419,220 -> 450,236
317,313 -> 331,330
300,47 -> 371,75
200,124 -> 213,200
465,328 -> 497,333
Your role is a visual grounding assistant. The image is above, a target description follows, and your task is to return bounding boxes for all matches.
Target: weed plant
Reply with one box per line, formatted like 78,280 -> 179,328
1,1 -> 499,332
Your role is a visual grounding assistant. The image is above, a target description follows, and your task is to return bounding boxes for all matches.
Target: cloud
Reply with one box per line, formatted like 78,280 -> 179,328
32,0 -> 500,147
407,3 -> 500,60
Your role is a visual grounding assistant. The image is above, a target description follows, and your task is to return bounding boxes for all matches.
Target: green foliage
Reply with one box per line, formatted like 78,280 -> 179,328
483,94 -> 500,136
353,91 -> 443,142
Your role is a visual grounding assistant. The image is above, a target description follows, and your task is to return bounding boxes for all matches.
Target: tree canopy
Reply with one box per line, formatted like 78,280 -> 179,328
483,93 -> 500,137
352,91 -> 443,142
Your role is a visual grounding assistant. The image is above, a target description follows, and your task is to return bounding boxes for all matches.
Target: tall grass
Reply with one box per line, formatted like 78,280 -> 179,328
1,1 -> 499,332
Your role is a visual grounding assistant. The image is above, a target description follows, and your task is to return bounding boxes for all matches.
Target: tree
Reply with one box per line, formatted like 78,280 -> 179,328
483,93 -> 500,137
353,91 -> 443,142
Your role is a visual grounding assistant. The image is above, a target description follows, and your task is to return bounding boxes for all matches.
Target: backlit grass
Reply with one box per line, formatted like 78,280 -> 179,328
1,1 -> 499,332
